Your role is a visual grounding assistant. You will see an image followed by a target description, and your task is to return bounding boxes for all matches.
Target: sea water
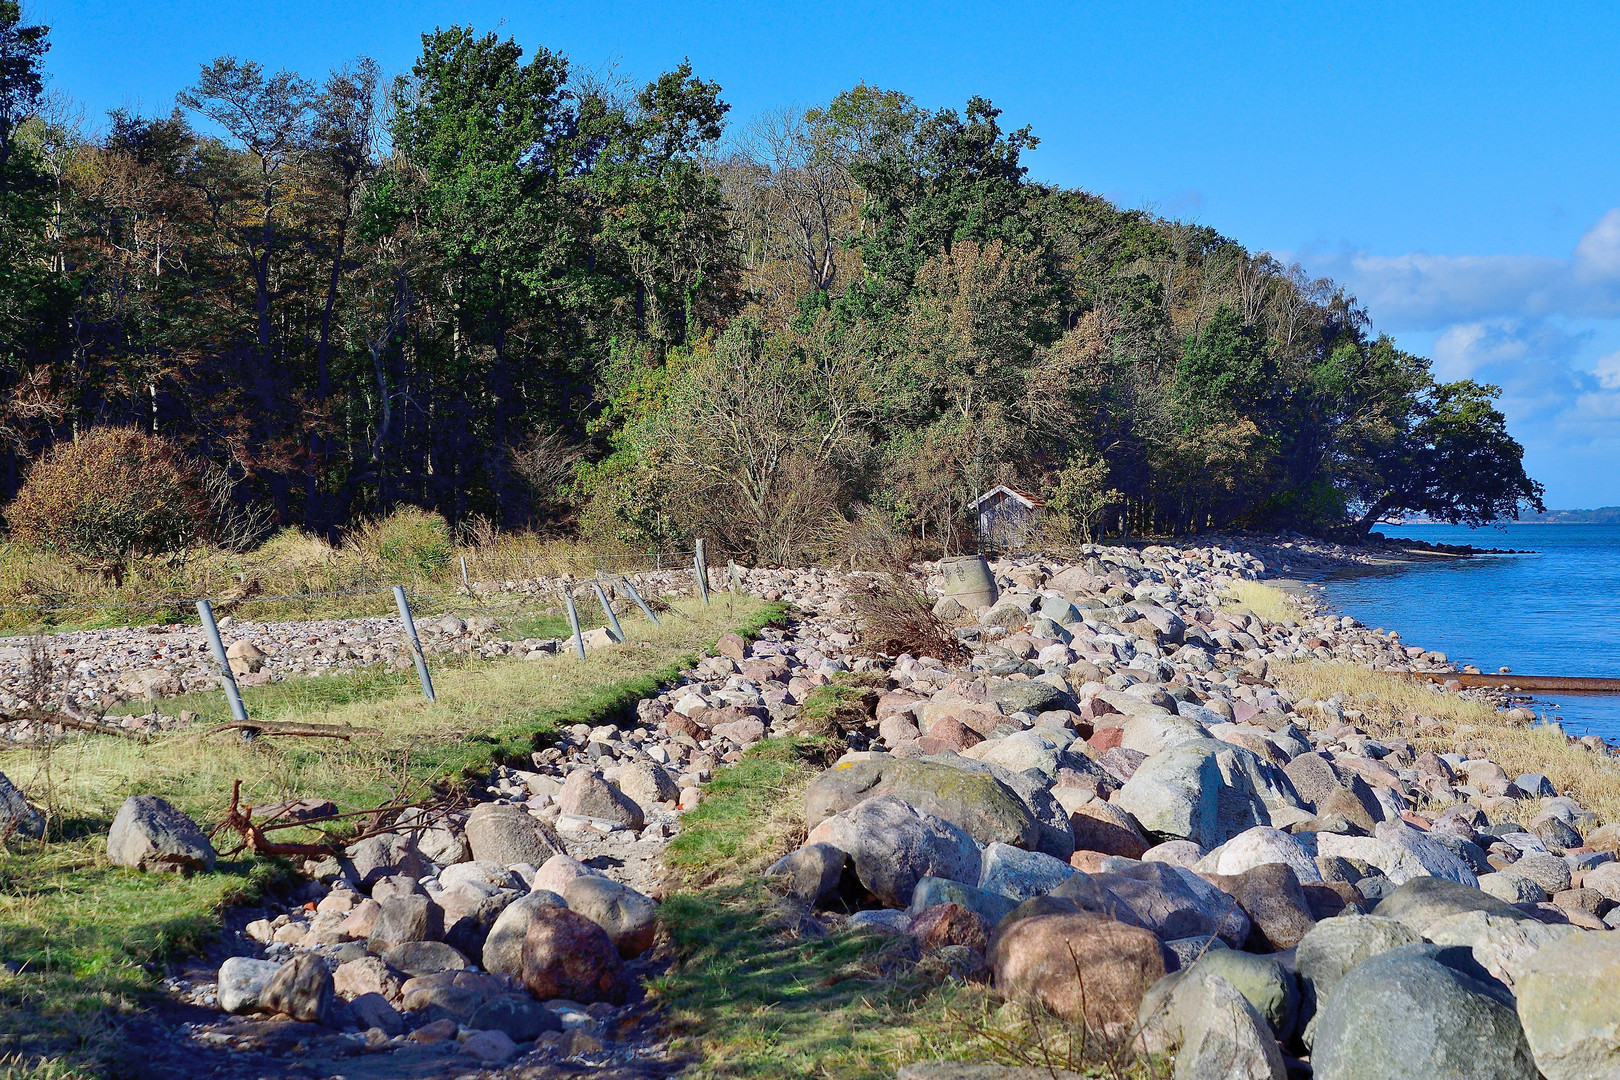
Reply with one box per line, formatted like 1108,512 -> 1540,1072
1316,522 -> 1620,741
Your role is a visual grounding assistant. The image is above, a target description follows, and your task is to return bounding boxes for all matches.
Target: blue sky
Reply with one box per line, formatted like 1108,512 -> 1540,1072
32,0 -> 1620,508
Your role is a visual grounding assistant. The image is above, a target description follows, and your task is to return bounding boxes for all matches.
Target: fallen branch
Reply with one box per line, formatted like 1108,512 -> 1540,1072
54,702 -> 152,742
204,719 -> 381,740
212,779 -> 462,859
218,780 -> 334,858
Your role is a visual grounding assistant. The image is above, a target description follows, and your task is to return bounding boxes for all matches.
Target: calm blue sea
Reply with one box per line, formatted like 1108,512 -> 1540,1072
1317,523 -> 1620,741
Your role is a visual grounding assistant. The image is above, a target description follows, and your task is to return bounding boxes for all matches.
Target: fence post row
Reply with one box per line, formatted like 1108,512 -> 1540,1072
563,591 -> 587,659
694,538 -> 710,605
392,586 -> 436,702
197,599 -> 251,724
590,579 -> 626,642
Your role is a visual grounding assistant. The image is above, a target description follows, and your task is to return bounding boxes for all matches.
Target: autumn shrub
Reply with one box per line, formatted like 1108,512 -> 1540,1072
346,506 -> 453,575
847,571 -> 966,662
5,428 -> 207,571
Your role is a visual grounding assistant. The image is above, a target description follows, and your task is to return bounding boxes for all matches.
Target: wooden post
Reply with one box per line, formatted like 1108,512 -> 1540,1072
563,591 -> 587,659
590,580 -> 625,642
197,599 -> 250,723
694,538 -> 709,605
393,587 -> 435,701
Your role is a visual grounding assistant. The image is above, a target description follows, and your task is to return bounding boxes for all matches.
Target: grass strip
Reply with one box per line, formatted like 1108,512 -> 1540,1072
0,596 -> 785,1078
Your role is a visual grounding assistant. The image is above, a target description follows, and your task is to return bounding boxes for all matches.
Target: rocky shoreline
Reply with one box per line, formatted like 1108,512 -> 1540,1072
3,541 -> 1617,1079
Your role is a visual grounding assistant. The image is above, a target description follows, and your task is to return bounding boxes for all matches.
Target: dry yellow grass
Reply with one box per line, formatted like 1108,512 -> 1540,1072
1219,579 -> 1299,624
1276,659 -> 1620,826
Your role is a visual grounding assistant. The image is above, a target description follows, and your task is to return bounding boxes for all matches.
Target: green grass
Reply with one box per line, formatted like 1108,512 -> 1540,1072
0,595 -> 786,1078
653,736 -> 1159,1079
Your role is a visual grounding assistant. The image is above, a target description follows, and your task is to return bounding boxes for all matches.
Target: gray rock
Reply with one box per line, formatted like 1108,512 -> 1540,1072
1294,914 -> 1423,1037
261,954 -> 334,1024
1203,825 -> 1323,883
1311,944 -> 1537,1080
217,956 -> 283,1014
908,876 -> 1021,925
0,770 -> 43,839
988,680 -> 1072,715
1184,949 -> 1298,1040
977,843 -> 1075,901
367,895 -> 438,950
1170,973 -> 1288,1080
617,761 -> 680,809
1507,853 -> 1572,896
344,831 -> 422,887
1478,871 -> 1548,905
1372,876 -> 1525,936
467,993 -> 563,1041
348,992 -> 404,1036
1423,910 -> 1582,988
481,890 -> 566,977
562,875 -> 659,957
1114,739 -> 1274,849
1514,931 -> 1620,1080
1514,773 -> 1556,798
464,802 -> 565,866
1052,860 -> 1250,947
804,758 -> 1039,850
809,795 -> 981,908
1120,712 -> 1210,757
767,843 -> 847,904
106,795 -> 215,873
1162,934 -> 1228,970
381,940 -> 467,976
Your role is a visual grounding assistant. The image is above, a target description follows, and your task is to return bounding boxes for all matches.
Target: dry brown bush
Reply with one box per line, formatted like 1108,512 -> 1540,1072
5,428 -> 208,575
847,571 -> 966,662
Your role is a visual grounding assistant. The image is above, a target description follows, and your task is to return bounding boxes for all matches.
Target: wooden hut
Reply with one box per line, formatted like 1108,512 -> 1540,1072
971,486 -> 1046,549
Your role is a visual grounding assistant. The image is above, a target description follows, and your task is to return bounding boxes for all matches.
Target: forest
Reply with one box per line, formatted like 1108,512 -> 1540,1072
0,5 -> 1544,564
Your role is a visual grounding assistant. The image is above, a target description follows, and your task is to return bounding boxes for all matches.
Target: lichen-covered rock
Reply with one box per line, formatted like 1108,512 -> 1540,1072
804,758 -> 1038,850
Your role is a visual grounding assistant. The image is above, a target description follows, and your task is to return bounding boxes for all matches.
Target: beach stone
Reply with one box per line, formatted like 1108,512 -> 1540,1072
519,905 -> 631,1005
1142,839 -> 1207,868
345,831 -> 422,887
106,795 -> 215,874
460,1029 -> 518,1063
1423,910 -> 1583,988
368,895 -> 439,950
804,758 -> 1039,850
1114,739 -> 1277,849
1052,860 -> 1251,946
481,890 -> 566,977
909,876 -> 1021,925
808,795 -> 981,908
1166,973 -> 1288,1080
1067,800 -> 1150,859
349,992 -> 404,1036
1120,711 -> 1209,757
1315,828 -> 1473,888
463,801 -> 564,866
467,994 -> 563,1041
1204,862 -> 1317,951
1509,853 -> 1573,895
1581,861 -> 1620,902
382,940 -> 468,977
766,843 -> 847,904
1373,876 -> 1526,935
989,912 -> 1166,1029
261,954 -> 334,1024
966,730 -> 1075,781
1185,949 -> 1298,1039
1310,944 -> 1537,1080
333,956 -> 403,1003
217,956 -> 283,1014
0,770 -> 43,839
1514,932 -> 1620,1080
439,860 -> 520,893
558,770 -> 644,829
562,875 -> 659,957
1294,914 -> 1423,1039
1479,871 -> 1549,905
1162,934 -> 1228,970
908,902 -> 991,952
989,680 -> 1072,716
977,842 -> 1075,901
1206,825 -> 1324,883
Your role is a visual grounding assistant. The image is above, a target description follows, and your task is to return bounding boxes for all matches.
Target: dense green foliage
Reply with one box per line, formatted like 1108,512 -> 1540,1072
0,9 -> 1541,555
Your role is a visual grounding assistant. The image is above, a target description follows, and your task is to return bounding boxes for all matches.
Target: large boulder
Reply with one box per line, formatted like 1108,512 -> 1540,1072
1068,800 -> 1150,859
1150,972 -> 1288,1080
804,759 -> 1038,850
977,843 -> 1075,901
809,795 -> 981,908
344,831 -> 422,887
989,912 -> 1166,1030
617,761 -> 680,810
217,956 -> 283,1014
1115,739 -> 1297,849
1514,932 -> 1620,1080
481,890 -> 566,977
1372,876 -> 1524,936
1294,914 -> 1422,1039
1424,910 -> 1583,988
964,731 -> 1078,781
1183,949 -> 1299,1040
464,802 -> 565,866
1120,712 -> 1210,757
1311,944 -> 1538,1080
368,895 -> 439,950
909,876 -> 1021,926
1204,826 -> 1322,883
907,902 -> 992,953
562,876 -> 659,957
766,843 -> 847,904
1313,824 -> 1478,888
261,954 -> 334,1024
106,795 -> 215,873
1053,861 -> 1250,947
519,905 -> 631,1005
0,770 -> 43,840
558,769 -> 645,829
1203,862 -> 1317,951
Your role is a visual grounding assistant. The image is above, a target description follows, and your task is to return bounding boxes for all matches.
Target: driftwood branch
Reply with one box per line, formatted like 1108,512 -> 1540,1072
212,779 -> 462,859
204,720 -> 382,740
55,701 -> 152,742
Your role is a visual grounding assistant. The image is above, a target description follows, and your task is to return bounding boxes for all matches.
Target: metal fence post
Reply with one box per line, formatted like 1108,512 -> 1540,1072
393,586 -> 436,701
590,580 -> 625,642
197,599 -> 250,723
617,576 -> 660,626
694,538 -> 710,605
563,591 -> 587,658
460,555 -> 471,594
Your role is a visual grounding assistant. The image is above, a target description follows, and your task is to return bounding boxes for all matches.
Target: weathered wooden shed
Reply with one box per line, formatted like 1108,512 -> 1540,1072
971,486 -> 1046,548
